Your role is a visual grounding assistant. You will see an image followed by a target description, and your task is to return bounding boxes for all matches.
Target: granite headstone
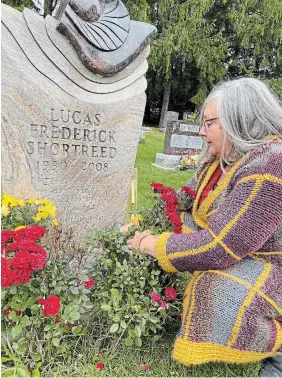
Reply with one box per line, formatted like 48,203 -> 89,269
1,0 -> 156,237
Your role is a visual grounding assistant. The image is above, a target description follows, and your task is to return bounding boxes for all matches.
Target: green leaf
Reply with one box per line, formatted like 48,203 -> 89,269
11,325 -> 22,338
135,337 -> 142,347
44,325 -> 51,331
120,320 -> 127,329
100,304 -> 111,311
135,325 -> 141,338
69,286 -> 79,295
52,337 -> 60,347
109,323 -> 119,333
124,336 -> 133,346
32,354 -> 41,362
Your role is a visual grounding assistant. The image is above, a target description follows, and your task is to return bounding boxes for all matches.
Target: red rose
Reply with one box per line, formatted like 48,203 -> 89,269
164,287 -> 177,301
1,266 -> 16,287
162,186 -> 175,194
84,276 -> 96,289
150,291 -> 161,303
141,364 -> 149,371
96,363 -> 104,371
54,317 -> 60,324
23,225 -> 46,241
160,192 -> 177,204
37,295 -> 60,316
181,186 -> 197,199
11,251 -> 32,269
1,230 -> 16,247
13,268 -> 32,284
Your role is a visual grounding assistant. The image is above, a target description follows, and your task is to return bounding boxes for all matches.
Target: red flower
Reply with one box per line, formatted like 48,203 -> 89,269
164,287 -> 177,301
181,186 -> 197,199
1,266 -> 16,287
173,224 -> 182,233
37,295 -> 60,316
160,192 -> 177,204
162,186 -> 175,194
6,240 -> 45,254
159,300 -> 167,309
84,276 -> 96,289
141,364 -> 149,371
96,363 -> 104,371
1,257 -> 12,268
23,225 -> 46,241
13,267 -> 32,284
30,250 -> 47,270
1,230 -> 16,247
150,291 -> 161,303
151,182 -> 165,193
13,228 -> 26,241
54,317 -> 60,324
10,251 -> 32,269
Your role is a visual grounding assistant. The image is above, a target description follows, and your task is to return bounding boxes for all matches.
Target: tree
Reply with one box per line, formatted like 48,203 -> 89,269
125,0 -> 282,124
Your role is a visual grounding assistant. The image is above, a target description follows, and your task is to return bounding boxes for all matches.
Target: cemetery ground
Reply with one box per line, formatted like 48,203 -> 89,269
2,128 -> 261,378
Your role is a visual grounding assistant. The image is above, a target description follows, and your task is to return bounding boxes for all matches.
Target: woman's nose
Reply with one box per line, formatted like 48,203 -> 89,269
199,126 -> 207,137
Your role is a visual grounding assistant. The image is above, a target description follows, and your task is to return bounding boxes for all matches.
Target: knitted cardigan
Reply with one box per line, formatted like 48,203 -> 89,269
156,138 -> 282,365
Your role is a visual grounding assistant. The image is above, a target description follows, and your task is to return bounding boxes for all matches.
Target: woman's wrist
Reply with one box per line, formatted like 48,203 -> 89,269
139,234 -> 158,257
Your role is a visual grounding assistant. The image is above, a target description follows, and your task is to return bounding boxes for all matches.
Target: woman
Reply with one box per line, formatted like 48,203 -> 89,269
127,78 -> 282,375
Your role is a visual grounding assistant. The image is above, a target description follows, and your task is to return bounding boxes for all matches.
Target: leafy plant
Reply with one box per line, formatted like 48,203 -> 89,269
87,226 -> 186,348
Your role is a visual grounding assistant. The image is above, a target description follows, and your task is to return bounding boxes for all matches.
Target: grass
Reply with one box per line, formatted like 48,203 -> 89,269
135,127 -> 194,208
42,331 -> 261,377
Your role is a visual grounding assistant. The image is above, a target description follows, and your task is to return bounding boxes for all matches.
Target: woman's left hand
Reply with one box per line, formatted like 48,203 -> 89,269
127,231 -> 158,258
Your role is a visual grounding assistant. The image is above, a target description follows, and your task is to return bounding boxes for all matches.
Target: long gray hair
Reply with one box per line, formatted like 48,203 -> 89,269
199,77 -> 282,165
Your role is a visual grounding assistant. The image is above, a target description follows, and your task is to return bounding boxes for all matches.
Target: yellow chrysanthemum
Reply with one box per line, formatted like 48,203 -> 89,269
28,198 -> 37,204
15,225 -> 26,230
1,205 -> 10,217
1,194 -> 26,208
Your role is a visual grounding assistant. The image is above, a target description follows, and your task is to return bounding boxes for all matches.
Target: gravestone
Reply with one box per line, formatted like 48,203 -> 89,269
183,111 -> 192,121
154,120 -> 202,169
160,111 -> 179,132
1,0 -> 156,237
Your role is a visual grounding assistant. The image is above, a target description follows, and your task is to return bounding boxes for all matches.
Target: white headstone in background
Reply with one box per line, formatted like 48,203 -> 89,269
170,135 -> 203,149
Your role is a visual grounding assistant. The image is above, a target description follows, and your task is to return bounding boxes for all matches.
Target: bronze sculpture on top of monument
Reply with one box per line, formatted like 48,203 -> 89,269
1,0 -> 156,237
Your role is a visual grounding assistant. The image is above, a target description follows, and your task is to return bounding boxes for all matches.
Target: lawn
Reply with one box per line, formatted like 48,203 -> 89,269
135,127 -> 194,208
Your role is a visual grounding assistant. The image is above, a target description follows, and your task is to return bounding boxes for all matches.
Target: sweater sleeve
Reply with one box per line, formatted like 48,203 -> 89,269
156,150 -> 282,273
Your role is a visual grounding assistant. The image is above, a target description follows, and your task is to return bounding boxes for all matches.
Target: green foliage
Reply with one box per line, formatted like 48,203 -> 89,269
87,228 -> 186,348
2,0 -> 32,12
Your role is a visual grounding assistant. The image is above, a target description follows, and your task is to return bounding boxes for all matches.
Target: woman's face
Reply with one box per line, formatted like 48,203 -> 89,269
199,99 -> 226,157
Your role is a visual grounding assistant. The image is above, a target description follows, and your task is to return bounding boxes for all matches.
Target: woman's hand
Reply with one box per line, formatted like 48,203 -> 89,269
127,230 -> 159,258
120,222 -> 134,235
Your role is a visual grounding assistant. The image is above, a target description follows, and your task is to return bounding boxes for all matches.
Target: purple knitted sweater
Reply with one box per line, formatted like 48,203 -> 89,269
156,138 -> 282,365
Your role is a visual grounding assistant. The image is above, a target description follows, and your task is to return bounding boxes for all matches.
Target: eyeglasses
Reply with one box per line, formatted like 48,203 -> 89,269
201,117 -> 220,132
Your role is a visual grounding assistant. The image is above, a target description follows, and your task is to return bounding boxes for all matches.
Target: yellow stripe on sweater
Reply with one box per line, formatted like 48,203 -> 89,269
227,263 -> 272,347
209,270 -> 282,315
238,174 -> 282,186
184,272 -> 205,339
182,272 -> 201,324
155,232 -> 177,272
173,338 -> 281,366
208,228 -> 241,261
272,319 -> 282,352
162,180 -> 261,261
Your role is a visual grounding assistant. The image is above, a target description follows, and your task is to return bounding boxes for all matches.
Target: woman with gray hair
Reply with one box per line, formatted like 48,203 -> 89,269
126,77 -> 282,376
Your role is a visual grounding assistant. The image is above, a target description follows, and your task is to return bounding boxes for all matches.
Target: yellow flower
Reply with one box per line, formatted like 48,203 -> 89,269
2,194 -> 25,208
15,225 -> 26,230
52,219 -> 59,227
35,202 -> 56,220
28,198 -> 37,204
132,214 -> 143,228
1,205 -> 10,217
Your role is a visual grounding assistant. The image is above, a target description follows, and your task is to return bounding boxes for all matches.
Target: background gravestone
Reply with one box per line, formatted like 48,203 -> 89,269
1,1 -> 156,237
154,120 -> 203,169
160,110 -> 179,132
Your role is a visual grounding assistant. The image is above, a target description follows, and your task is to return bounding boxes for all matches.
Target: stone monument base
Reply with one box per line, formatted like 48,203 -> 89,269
153,153 -> 180,169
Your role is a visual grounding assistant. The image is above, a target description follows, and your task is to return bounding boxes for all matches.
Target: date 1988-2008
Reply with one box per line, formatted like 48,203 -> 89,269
36,160 -> 109,172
